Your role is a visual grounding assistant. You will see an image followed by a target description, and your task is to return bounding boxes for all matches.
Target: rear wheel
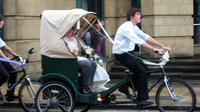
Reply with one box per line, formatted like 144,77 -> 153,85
156,78 -> 196,112
35,81 -> 74,112
18,80 -> 41,112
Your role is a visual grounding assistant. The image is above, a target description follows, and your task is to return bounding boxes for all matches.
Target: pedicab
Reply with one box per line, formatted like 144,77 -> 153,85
35,9 -> 196,112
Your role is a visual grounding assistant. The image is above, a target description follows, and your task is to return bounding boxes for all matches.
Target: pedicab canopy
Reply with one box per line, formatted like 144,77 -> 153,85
40,9 -> 98,58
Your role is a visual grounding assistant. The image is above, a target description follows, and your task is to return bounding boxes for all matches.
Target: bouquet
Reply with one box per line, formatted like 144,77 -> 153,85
79,46 -> 103,66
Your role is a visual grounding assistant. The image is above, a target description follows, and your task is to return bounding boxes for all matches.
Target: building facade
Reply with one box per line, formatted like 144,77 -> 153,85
0,0 -> 198,75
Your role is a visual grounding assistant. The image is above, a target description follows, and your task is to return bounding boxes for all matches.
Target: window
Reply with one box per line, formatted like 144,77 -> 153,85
132,0 -> 141,8
76,0 -> 104,19
194,0 -> 200,44
0,0 -> 2,14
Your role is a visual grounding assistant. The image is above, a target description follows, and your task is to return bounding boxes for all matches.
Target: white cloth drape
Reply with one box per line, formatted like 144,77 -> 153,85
78,56 -> 110,92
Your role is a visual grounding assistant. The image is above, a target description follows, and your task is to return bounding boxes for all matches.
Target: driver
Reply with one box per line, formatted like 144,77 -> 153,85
0,14 -> 19,102
112,8 -> 171,106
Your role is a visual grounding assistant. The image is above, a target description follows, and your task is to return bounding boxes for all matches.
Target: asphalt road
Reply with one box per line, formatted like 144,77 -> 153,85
0,102 -> 200,112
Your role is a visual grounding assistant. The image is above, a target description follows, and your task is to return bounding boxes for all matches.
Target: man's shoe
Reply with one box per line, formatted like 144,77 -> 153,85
136,100 -> 154,106
119,86 -> 131,99
6,95 -> 18,102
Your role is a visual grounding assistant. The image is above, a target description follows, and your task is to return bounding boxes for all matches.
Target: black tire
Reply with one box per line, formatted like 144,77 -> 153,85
35,81 -> 74,112
156,78 -> 196,112
18,80 -> 41,112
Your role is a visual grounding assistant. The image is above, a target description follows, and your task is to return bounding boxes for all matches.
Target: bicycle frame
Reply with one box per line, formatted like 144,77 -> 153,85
0,48 -> 36,96
126,50 -> 179,101
145,51 -> 179,101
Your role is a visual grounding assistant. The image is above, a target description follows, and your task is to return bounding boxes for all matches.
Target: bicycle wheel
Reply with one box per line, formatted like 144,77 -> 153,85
35,81 -> 74,112
156,78 -> 196,112
18,80 -> 41,112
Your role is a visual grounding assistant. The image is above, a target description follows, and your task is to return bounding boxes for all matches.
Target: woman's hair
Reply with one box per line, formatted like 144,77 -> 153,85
0,14 -> 4,21
126,8 -> 141,21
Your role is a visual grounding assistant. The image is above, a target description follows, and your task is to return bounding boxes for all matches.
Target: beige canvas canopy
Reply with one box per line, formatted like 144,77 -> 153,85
40,9 -> 97,58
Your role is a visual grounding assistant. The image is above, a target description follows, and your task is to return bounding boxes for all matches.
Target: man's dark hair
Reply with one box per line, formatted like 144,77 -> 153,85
126,8 -> 141,21
0,14 -> 4,21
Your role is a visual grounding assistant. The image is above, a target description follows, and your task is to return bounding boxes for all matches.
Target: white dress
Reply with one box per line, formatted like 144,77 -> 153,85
92,64 -> 110,92
78,56 -> 110,91
63,37 -> 110,92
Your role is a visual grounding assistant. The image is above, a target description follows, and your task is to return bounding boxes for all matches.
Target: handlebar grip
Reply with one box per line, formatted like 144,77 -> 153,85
28,48 -> 34,54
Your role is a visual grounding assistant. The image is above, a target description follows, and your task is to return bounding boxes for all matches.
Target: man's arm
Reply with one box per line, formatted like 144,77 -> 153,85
0,49 -> 10,59
146,37 -> 171,51
2,45 -> 18,58
141,42 -> 161,54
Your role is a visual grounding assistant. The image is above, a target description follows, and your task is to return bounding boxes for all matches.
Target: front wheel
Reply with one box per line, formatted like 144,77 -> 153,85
156,78 -> 196,112
18,80 -> 41,112
35,81 -> 74,112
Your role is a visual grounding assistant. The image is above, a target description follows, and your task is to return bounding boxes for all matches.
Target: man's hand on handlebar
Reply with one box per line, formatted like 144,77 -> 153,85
162,46 -> 171,53
153,48 -> 162,55
12,56 -> 23,62
153,46 -> 172,55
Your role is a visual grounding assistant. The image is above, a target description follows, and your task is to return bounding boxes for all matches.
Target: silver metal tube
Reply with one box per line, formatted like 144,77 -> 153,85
164,77 -> 178,101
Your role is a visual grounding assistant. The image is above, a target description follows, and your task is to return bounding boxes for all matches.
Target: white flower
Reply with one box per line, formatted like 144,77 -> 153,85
85,48 -> 92,55
98,59 -> 103,66
93,54 -> 99,60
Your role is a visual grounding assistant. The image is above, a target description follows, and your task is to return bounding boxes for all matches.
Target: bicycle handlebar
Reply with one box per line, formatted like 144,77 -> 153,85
28,48 -> 34,54
160,49 -> 170,65
22,48 -> 34,64
13,48 -> 34,65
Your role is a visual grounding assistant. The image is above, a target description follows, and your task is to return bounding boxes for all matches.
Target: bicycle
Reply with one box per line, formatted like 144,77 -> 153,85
34,10 -> 196,112
0,48 -> 41,112
121,50 -> 197,112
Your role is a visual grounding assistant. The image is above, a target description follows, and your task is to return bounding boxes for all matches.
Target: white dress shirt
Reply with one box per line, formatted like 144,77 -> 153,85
0,38 -> 6,48
112,21 -> 150,54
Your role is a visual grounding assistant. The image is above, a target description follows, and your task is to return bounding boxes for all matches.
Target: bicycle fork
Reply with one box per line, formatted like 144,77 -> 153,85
164,76 -> 178,101
25,76 -> 36,99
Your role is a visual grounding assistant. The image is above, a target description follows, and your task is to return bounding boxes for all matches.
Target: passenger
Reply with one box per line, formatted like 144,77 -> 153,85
90,20 -> 105,59
82,31 -> 91,47
63,28 -> 110,93
112,8 -> 171,106
63,28 -> 96,94
0,14 -> 19,102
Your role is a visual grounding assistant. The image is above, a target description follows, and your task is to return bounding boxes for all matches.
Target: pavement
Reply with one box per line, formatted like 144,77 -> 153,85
0,79 -> 200,112
107,79 -> 200,111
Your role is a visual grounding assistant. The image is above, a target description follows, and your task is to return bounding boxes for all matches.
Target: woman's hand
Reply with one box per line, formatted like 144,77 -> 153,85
73,50 -> 78,56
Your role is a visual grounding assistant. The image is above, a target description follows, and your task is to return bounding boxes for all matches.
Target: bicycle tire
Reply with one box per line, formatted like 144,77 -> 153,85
35,81 -> 74,112
18,80 -> 41,112
156,78 -> 196,112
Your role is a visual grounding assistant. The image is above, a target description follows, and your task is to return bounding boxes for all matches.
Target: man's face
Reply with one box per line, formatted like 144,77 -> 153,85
0,19 -> 4,29
66,28 -> 74,37
131,12 -> 141,24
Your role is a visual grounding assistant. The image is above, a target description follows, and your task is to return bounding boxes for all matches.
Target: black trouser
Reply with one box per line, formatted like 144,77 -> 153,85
78,60 -> 97,88
115,51 -> 149,100
0,62 -> 17,96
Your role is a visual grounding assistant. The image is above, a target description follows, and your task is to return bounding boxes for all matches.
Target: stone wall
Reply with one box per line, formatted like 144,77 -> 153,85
3,0 -> 76,77
2,0 -> 195,76
141,0 -> 194,57
104,0 -> 131,56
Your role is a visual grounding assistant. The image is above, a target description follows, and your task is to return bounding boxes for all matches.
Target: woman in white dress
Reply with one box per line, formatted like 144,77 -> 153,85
63,28 -> 110,92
